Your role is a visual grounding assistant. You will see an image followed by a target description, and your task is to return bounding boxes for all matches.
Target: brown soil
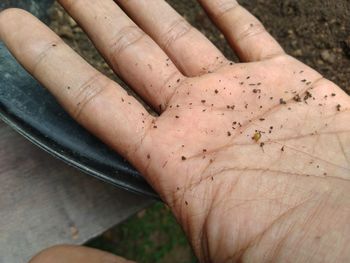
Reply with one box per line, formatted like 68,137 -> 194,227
49,0 -> 350,95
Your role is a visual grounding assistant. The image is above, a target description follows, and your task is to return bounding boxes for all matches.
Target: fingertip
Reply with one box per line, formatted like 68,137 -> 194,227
0,8 -> 34,41
0,7 -> 32,24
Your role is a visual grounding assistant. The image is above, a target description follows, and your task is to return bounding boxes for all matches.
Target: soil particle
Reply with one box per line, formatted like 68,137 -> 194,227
304,91 -> 313,102
252,89 -> 261,94
252,131 -> 262,142
279,98 -> 287,105
321,50 -> 336,64
293,94 -> 302,102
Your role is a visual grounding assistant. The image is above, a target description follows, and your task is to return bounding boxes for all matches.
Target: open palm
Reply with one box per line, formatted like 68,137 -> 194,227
1,0 -> 350,262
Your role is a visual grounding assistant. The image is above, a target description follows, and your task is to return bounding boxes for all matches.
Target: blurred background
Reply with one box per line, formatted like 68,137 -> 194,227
45,0 -> 350,262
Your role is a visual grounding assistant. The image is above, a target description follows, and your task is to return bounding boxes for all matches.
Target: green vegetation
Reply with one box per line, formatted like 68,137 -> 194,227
86,202 -> 197,263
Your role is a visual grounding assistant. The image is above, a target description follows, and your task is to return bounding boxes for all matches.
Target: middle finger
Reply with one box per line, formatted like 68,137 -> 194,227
59,0 -> 184,111
115,0 -> 228,77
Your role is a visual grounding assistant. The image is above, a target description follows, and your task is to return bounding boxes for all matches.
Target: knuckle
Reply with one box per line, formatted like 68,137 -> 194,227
31,39 -> 63,74
109,25 -> 145,58
236,22 -> 266,42
72,74 -> 110,120
161,19 -> 192,50
213,1 -> 239,19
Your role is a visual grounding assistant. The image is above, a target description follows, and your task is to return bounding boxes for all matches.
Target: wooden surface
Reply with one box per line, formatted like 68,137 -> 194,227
0,121 -> 153,263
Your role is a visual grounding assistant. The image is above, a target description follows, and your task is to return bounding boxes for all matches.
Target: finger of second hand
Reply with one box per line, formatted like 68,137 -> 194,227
0,9 -> 154,160
59,0 -> 185,111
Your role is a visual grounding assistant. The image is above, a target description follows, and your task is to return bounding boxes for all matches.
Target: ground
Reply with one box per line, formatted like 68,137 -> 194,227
48,1 -> 350,262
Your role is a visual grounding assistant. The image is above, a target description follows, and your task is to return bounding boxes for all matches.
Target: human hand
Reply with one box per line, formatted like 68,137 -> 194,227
1,1 -> 350,262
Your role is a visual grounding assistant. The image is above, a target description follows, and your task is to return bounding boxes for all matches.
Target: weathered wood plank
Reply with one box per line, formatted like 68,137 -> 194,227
0,121 -> 153,263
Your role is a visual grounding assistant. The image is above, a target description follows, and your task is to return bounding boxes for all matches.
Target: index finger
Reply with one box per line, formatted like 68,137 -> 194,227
0,8 -> 154,159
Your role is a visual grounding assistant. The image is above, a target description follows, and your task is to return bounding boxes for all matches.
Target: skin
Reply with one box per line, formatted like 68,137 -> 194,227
0,0 -> 349,262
